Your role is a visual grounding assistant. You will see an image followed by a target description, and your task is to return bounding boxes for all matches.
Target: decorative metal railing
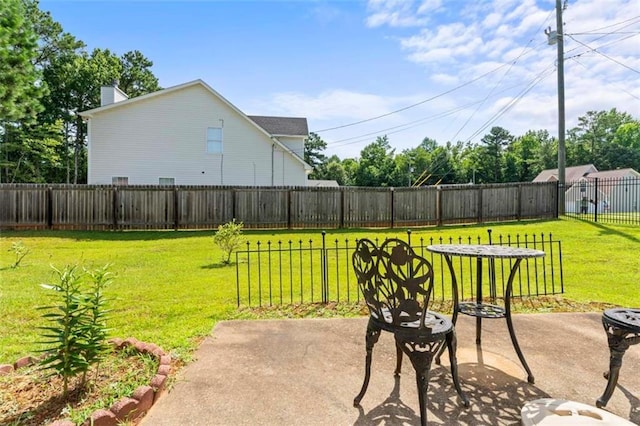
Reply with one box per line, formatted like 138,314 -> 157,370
235,230 -> 563,307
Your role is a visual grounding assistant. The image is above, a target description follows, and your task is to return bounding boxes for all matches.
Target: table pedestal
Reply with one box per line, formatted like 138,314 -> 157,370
596,308 -> 640,408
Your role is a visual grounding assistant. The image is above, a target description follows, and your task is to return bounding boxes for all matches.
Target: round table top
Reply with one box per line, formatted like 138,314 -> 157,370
521,398 -> 635,425
603,308 -> 640,332
427,244 -> 545,259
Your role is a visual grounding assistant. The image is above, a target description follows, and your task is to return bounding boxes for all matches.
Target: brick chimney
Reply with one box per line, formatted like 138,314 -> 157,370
100,79 -> 128,106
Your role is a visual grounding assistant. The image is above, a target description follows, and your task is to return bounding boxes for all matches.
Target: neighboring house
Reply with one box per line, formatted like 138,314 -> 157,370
307,180 -> 340,188
533,165 -> 640,213
532,164 -> 598,183
79,80 -> 312,186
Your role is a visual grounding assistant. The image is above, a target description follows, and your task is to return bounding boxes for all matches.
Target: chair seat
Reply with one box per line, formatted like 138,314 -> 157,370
370,309 -> 453,338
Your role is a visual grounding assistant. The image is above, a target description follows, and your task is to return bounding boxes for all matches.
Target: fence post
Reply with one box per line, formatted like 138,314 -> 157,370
339,188 -> 345,229
112,186 -> 119,230
287,188 -> 292,230
47,186 -> 53,229
390,187 -> 395,228
594,178 -> 599,223
321,230 -> 328,304
555,181 -> 560,218
437,186 -> 442,226
477,185 -> 483,223
174,186 -> 179,230
517,184 -> 522,221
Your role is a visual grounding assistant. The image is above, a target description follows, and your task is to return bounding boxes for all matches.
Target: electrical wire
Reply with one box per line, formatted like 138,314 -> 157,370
566,34 -> 640,74
311,62 -> 514,133
569,57 -> 640,101
464,65 -> 556,143
304,13 -> 638,162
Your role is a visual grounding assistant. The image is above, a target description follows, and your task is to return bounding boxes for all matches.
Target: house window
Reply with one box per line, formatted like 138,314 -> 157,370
159,177 -> 175,186
112,176 -> 128,185
207,127 -> 223,153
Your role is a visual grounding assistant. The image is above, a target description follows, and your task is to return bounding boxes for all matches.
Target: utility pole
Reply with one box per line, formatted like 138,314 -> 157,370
555,0 -> 566,214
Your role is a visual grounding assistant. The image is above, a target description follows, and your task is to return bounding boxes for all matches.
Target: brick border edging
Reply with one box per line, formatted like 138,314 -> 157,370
0,337 -> 171,426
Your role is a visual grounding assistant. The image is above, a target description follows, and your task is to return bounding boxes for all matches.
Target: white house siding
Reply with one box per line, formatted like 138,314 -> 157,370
277,136 -> 305,160
88,84 -> 307,186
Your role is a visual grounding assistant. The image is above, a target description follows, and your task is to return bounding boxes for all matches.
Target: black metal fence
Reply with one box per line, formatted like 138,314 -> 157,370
564,176 -> 640,225
235,230 -> 563,307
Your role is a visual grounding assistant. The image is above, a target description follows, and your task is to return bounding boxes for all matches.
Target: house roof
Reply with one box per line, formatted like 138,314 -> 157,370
532,164 -> 598,183
248,116 -> 308,137
307,179 -> 340,187
79,79 -> 311,170
583,168 -> 640,180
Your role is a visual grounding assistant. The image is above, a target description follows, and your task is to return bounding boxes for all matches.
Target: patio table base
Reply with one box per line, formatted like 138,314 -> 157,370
596,308 -> 640,408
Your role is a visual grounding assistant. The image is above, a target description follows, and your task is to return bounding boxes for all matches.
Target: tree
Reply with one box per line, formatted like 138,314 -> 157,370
611,121 -> 640,171
311,155 -> 349,185
1,121 -> 63,183
476,126 -> 513,183
0,0 -> 44,124
354,136 -> 395,186
567,109 -> 636,170
505,130 -> 553,182
119,50 -> 160,98
304,132 -> 327,177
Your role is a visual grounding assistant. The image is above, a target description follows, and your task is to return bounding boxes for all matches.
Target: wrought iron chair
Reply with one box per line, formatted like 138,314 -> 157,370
352,238 -> 469,425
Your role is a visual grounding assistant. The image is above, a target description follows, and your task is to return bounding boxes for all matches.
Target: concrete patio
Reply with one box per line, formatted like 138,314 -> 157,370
141,313 -> 639,425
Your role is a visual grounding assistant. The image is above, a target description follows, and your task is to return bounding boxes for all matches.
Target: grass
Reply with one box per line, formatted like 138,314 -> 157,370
1,217 -> 639,364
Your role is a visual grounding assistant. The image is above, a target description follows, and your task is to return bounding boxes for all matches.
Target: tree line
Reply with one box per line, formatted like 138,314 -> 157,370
1,0 -> 160,184
2,1 -> 638,186
304,108 -> 640,186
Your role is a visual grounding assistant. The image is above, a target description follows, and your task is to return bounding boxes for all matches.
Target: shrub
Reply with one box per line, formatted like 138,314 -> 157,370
213,219 -> 244,264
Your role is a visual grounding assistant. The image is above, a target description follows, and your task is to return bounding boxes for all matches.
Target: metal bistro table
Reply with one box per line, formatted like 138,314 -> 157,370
427,244 -> 545,384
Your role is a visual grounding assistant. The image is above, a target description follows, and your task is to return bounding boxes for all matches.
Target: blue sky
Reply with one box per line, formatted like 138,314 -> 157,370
41,0 -> 640,159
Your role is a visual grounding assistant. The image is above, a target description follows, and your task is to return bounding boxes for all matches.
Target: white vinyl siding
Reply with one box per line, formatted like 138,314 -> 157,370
159,177 -> 175,185
87,83 -> 308,186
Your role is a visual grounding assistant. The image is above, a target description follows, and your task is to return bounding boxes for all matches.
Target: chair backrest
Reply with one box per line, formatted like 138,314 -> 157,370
352,238 -> 435,329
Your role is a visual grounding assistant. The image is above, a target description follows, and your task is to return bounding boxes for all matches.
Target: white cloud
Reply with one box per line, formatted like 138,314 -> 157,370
249,90 -> 415,122
365,0 -> 440,28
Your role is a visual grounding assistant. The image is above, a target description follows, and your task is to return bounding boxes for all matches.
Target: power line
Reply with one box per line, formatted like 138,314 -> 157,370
566,34 -> 640,74
464,65 -> 556,142
568,15 -> 640,35
307,15 -> 638,159
569,57 -> 640,101
448,5 -> 554,143
311,62 -> 513,133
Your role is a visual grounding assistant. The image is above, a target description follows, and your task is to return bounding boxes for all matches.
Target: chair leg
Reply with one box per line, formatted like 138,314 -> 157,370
397,337 -> 443,426
354,320 -> 381,407
394,340 -> 403,376
446,330 -> 470,407
414,365 -> 430,426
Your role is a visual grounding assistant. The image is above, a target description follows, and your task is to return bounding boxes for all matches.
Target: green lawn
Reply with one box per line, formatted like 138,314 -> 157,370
1,218 -> 638,363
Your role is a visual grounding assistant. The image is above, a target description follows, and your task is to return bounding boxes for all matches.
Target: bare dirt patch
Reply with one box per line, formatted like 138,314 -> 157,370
0,348 -> 158,426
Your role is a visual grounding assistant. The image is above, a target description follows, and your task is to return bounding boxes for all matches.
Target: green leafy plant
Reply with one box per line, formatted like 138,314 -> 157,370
38,264 -> 113,398
213,219 -> 245,264
81,265 -> 113,383
9,240 -> 30,268
39,265 -> 89,398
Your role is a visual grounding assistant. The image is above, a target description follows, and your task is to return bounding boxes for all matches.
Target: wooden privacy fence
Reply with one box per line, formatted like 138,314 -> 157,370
0,182 -> 557,230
